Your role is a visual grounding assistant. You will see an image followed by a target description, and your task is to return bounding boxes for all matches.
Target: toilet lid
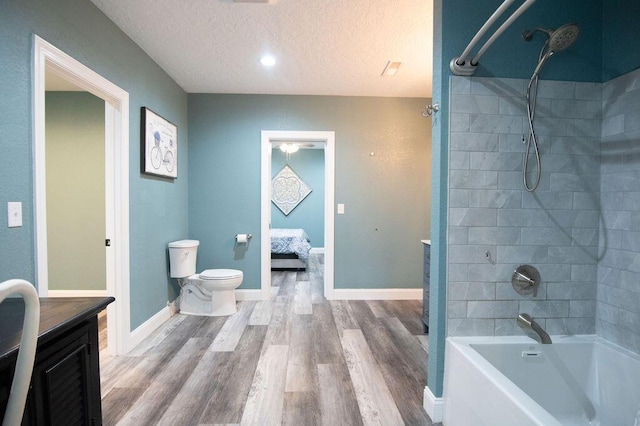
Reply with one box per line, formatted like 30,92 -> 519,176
199,269 -> 243,280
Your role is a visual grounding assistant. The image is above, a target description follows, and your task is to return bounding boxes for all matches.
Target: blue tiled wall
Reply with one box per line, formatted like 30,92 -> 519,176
447,76 -> 601,337
597,68 -> 640,354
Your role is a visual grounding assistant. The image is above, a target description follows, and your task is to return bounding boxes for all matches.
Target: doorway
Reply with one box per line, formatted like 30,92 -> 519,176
33,36 -> 131,355
261,131 -> 335,299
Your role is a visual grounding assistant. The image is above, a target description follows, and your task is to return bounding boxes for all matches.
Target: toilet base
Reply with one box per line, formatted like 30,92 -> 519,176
179,284 -> 237,317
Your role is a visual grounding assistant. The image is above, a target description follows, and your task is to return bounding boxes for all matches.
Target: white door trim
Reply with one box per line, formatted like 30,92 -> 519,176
33,35 -> 131,355
261,130 -> 335,300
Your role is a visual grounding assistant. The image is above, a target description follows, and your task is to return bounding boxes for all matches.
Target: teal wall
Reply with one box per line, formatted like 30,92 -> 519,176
0,0 -> 189,330
46,91 -> 106,291
188,94 -> 432,290
602,1 -> 640,81
444,0 -> 603,82
271,149 -> 325,247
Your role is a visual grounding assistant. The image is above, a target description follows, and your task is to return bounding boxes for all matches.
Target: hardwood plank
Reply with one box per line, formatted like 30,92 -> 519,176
192,315 -> 228,339
416,334 -> 429,353
365,300 -> 391,318
383,300 -> 425,335
101,387 -> 144,426
329,300 -> 360,336
198,326 -> 268,424
209,301 -> 256,352
339,329 -> 404,426
117,337 -> 210,425
309,254 -> 324,305
262,299 -> 293,349
317,363 -> 363,426
271,270 -> 285,287
277,272 -> 297,298
282,391 -> 321,426
249,300 -> 274,325
100,356 -> 142,397
285,315 -> 315,392
312,302 -> 344,365
126,314 -> 187,356
293,281 -> 313,315
349,301 -> 431,425
381,317 -> 429,381
156,351 -> 233,426
240,344 -> 289,426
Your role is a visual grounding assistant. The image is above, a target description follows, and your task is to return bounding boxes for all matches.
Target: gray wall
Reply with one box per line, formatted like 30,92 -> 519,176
447,76 -> 600,337
188,94 -> 432,290
598,68 -> 640,354
0,0 -> 189,330
46,91 -> 106,291
271,149 -> 325,247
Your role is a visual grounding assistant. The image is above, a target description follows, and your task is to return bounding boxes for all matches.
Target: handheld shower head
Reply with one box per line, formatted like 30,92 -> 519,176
525,23 -> 580,80
523,23 -> 579,52
548,23 -> 579,53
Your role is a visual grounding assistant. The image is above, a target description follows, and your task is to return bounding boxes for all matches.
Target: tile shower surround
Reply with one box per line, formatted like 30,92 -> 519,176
446,69 -> 640,354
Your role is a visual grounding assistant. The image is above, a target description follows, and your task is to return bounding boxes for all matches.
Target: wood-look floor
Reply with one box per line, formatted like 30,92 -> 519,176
99,254 -> 436,426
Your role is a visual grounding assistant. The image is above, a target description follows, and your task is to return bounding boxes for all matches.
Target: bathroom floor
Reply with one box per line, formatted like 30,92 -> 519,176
99,254 -> 435,425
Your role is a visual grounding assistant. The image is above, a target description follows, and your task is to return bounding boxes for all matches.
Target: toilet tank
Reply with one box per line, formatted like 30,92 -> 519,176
168,240 -> 200,278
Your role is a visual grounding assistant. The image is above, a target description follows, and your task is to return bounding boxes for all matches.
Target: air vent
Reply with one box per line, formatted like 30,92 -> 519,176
381,61 -> 403,76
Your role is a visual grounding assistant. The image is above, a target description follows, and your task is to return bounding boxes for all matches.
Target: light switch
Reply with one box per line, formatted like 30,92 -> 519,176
8,202 -> 22,228
337,203 -> 345,214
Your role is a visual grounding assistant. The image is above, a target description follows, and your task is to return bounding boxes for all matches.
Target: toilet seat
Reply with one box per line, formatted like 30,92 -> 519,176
199,269 -> 243,280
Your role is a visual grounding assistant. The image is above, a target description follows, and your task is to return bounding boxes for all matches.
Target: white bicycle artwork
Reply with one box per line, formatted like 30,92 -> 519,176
150,131 -> 175,173
143,107 -> 178,178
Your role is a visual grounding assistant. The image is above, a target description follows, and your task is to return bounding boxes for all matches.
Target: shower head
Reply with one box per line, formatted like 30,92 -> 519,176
523,23 -> 579,53
548,23 -> 579,53
525,23 -> 579,80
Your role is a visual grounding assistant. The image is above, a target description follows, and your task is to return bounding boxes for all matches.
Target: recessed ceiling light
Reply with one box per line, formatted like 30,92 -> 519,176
260,55 -> 276,67
381,61 -> 403,76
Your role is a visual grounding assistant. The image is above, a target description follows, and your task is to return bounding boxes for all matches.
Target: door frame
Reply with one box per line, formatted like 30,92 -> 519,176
261,130 -> 335,299
33,35 -> 130,355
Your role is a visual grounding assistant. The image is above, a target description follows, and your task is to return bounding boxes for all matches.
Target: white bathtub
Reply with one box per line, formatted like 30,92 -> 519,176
442,335 -> 640,426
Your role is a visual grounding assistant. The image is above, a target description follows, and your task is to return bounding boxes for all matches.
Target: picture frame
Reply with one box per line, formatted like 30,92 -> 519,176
142,107 -> 178,178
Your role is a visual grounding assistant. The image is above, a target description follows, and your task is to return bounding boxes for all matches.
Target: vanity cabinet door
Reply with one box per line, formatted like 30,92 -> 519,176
29,319 -> 102,426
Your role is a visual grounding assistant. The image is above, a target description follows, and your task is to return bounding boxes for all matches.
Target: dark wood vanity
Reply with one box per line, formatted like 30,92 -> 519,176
0,297 -> 114,425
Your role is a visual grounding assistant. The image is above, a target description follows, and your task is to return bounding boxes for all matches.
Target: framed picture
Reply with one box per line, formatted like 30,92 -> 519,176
142,107 -> 178,178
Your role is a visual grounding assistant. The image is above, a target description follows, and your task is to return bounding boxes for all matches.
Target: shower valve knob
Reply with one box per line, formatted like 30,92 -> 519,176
511,265 -> 540,297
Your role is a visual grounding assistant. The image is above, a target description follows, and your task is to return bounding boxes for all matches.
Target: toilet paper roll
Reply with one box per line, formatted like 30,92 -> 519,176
236,234 -> 248,243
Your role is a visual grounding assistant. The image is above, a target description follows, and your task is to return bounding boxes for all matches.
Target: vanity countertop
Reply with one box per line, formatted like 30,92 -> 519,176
421,239 -> 431,245
0,297 -> 114,366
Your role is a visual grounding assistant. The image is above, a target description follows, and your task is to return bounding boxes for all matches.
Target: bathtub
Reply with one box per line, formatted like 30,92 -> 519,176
442,335 -> 640,426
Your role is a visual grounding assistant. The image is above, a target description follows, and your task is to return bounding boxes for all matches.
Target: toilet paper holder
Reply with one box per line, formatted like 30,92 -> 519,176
235,234 -> 252,243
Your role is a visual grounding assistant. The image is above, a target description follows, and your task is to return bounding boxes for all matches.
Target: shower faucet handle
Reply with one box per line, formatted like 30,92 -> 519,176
512,265 -> 540,297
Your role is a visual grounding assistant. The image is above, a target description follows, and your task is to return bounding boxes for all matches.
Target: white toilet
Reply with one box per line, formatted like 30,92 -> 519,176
168,240 -> 243,316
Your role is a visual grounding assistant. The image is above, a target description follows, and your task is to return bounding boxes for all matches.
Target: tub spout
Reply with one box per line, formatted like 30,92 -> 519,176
517,313 -> 552,344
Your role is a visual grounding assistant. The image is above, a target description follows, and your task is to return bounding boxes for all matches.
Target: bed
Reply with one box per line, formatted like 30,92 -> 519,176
270,228 -> 312,270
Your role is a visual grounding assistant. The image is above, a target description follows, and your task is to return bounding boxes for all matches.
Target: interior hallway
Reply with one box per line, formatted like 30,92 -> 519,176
99,254 -> 435,425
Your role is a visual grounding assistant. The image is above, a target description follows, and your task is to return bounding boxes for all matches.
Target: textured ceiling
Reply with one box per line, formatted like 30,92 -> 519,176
89,0 -> 433,97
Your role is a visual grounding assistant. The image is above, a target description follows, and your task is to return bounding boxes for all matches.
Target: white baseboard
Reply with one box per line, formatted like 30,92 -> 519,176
331,288 -> 422,300
126,305 -> 171,353
310,247 -> 325,254
424,386 -> 444,423
47,289 -> 108,297
236,289 -> 263,301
